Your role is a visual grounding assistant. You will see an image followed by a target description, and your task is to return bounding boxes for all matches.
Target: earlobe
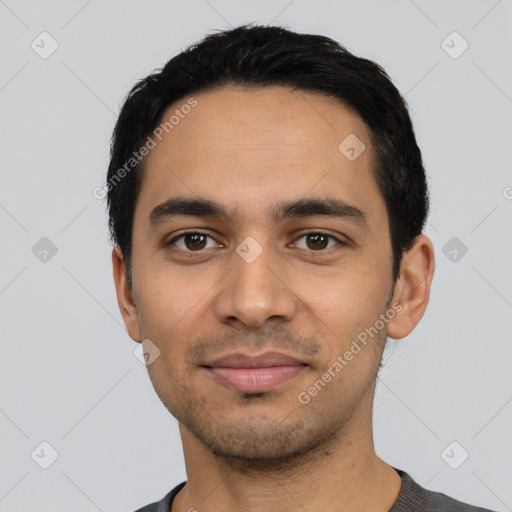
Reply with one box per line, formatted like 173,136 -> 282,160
112,246 -> 142,342
386,235 -> 435,340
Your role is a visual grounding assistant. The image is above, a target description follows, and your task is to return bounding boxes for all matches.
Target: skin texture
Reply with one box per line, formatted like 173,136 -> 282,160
113,86 -> 435,512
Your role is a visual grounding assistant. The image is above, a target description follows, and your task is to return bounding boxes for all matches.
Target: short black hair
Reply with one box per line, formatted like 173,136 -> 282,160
106,23 -> 429,287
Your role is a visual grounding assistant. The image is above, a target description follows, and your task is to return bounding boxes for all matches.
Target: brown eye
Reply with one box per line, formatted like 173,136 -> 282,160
305,233 -> 329,250
294,232 -> 343,251
183,233 -> 207,250
169,232 -> 217,252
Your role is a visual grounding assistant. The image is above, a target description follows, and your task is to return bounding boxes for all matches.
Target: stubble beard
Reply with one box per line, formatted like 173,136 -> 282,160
149,361 -> 379,475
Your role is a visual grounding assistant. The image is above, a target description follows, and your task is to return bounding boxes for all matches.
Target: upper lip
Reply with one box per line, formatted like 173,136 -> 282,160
203,351 -> 307,368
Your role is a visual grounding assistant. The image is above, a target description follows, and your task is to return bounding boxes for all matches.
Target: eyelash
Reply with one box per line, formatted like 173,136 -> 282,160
166,230 -> 346,253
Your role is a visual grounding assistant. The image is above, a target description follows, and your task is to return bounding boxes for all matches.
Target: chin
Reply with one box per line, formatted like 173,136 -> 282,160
188,414 -> 341,469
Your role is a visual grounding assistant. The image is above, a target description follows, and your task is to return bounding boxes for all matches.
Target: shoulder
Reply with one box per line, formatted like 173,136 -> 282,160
391,468 -> 497,512
132,481 -> 186,512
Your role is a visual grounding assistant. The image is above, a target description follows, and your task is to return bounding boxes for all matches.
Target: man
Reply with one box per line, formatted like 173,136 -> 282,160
108,24 -> 495,512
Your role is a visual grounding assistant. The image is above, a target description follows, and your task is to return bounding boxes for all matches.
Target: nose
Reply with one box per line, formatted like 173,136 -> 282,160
212,238 -> 298,329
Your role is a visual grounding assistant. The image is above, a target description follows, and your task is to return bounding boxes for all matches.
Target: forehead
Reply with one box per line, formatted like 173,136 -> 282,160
135,86 -> 385,228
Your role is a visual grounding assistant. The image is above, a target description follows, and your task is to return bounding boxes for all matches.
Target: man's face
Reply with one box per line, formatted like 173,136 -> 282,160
127,86 -> 397,461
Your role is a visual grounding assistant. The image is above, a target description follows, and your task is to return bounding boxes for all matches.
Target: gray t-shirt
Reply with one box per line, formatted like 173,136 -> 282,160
133,467 -> 496,512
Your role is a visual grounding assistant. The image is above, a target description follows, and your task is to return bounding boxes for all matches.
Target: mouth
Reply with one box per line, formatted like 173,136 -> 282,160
201,351 -> 309,393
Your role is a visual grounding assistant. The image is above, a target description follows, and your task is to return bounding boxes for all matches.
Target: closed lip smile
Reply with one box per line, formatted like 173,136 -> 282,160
202,351 -> 308,393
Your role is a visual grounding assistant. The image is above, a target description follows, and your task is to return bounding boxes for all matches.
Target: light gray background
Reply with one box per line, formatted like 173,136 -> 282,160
1,1 -> 511,511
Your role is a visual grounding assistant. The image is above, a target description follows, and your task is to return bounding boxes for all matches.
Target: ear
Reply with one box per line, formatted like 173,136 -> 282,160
112,246 -> 142,342
386,235 -> 435,339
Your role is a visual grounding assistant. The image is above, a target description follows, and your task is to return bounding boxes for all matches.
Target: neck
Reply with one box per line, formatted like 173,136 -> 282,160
171,400 -> 401,512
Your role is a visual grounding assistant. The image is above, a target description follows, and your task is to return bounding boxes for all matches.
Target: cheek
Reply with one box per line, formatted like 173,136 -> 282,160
302,261 -> 391,349
135,267 -> 194,338
134,263 -> 219,365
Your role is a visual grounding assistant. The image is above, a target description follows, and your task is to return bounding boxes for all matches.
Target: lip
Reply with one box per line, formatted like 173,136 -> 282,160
205,351 -> 306,368
202,351 -> 308,393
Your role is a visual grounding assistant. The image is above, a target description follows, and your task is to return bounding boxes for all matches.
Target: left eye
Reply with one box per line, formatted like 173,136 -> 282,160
167,231 -> 342,252
293,232 -> 342,251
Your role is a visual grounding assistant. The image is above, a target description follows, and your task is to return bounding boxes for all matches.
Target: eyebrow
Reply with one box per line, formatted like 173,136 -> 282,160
149,196 -> 369,229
